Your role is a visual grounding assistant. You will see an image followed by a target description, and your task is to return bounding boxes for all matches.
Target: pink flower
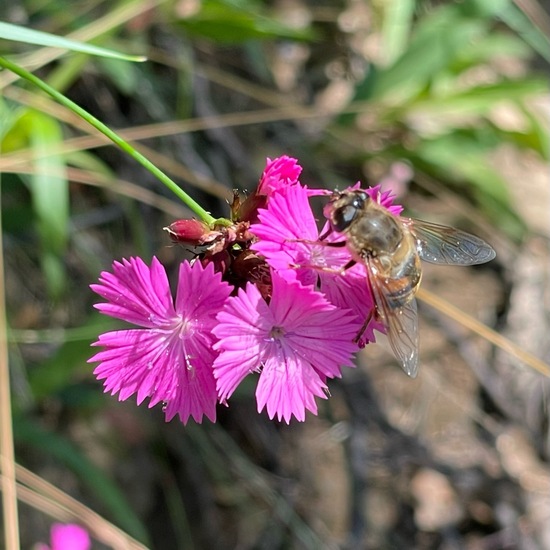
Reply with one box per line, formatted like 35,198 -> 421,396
250,182 -> 403,342
89,155 -> 408,424
89,258 -> 231,424
238,156 -> 324,223
257,156 -> 302,196
250,183 -> 334,286
37,523 -> 91,550
365,183 -> 403,216
212,271 -> 361,423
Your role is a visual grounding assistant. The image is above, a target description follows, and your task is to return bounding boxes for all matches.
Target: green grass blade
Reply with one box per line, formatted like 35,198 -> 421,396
369,6 -> 487,102
0,56 -> 222,226
0,21 -> 146,62
379,0 -> 416,66
499,1 -> 550,62
24,111 -> 69,300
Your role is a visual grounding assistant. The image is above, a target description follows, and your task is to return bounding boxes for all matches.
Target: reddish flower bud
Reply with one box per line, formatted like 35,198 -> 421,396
164,219 -> 220,245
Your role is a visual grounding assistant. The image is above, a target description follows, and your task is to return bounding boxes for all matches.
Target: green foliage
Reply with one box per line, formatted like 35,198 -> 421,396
413,133 -> 527,239
0,21 -> 146,61
498,0 -> 550,61
340,0 -> 549,239
178,0 -> 315,43
369,4 -> 489,102
97,57 -> 140,96
1,107 -> 69,300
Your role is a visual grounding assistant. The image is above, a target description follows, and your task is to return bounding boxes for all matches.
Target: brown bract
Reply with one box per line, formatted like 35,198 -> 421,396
166,198 -> 271,297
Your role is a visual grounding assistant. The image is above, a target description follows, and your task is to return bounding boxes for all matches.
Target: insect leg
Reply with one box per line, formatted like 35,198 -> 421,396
353,310 -> 375,347
289,259 -> 356,273
285,238 -> 347,248
318,225 -> 334,241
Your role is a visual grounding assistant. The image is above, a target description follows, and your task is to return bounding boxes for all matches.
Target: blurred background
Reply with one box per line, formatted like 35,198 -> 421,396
1,0 -> 549,548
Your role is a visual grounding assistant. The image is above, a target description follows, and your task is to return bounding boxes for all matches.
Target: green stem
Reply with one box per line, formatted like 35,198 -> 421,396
0,55 -> 225,226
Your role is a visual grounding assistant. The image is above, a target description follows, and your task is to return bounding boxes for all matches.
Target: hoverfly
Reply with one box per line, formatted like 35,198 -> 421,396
323,190 -> 496,378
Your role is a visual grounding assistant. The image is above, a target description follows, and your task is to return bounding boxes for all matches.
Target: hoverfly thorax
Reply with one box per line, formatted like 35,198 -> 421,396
352,208 -> 402,256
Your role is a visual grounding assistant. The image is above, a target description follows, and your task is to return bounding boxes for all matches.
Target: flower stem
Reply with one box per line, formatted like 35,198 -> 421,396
0,55 -> 225,226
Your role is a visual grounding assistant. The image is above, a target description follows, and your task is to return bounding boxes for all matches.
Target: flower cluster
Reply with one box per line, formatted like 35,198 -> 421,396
89,156 -> 403,423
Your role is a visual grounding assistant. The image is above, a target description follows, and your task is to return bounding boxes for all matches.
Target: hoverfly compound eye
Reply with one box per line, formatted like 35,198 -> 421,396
325,189 -> 366,232
332,204 -> 358,232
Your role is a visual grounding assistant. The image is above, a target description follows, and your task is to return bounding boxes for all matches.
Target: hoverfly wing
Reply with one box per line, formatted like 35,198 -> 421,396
367,259 -> 419,378
406,219 -> 496,266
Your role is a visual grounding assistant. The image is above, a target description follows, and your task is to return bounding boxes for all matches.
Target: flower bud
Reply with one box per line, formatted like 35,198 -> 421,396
164,219 -> 217,245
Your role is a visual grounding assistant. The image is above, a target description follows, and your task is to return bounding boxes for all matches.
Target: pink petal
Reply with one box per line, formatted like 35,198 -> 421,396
269,273 -> 361,376
257,156 -> 302,195
320,270 -> 384,344
90,328 -> 177,403
91,257 -> 175,328
213,284 -> 272,400
175,260 -> 231,325
50,524 -> 90,550
160,333 -> 218,424
251,184 -> 321,285
256,349 -> 328,423
213,349 -> 262,402
213,272 -> 361,421
90,326 -> 219,424
366,184 -> 404,216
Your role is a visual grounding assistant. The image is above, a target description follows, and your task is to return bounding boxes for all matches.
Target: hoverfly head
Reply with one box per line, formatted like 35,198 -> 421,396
324,190 -> 369,233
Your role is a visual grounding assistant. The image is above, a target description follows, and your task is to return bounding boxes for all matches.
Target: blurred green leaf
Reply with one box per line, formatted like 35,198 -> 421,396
24,110 -> 70,299
368,5 -> 488,103
178,0 -> 314,43
415,134 -> 527,239
456,31 -> 532,67
406,79 -> 549,124
460,0 -> 510,18
15,417 -> 149,544
40,251 -> 68,300
378,0 -> 415,66
496,127 -> 548,160
65,150 -> 115,178
46,52 -> 93,93
478,102 -> 550,161
518,106 -> 550,160
97,57 -> 139,96
0,21 -> 146,61
499,1 -> 550,62
0,97 -> 25,141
